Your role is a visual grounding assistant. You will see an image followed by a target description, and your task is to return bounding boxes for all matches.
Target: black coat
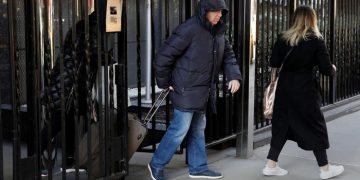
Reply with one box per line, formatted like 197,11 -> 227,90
270,35 -> 335,150
154,0 -> 242,112
49,12 -> 100,112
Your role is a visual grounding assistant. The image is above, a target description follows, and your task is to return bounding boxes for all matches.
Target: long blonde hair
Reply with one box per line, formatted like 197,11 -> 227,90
283,6 -> 322,46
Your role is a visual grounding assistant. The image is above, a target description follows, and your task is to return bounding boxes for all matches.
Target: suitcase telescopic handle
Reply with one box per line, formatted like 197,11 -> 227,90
143,88 -> 170,126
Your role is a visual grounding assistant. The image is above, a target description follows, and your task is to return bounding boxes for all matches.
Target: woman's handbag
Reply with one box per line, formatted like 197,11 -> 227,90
263,69 -> 278,119
263,48 -> 293,119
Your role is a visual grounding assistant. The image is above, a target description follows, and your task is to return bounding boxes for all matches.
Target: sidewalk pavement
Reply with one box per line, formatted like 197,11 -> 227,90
127,107 -> 360,180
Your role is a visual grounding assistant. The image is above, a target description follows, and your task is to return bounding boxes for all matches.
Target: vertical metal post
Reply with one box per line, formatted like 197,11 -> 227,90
343,0 -> 347,98
329,0 -> 336,103
348,0 -> 352,97
0,70 -> 3,180
94,0 -> 105,177
225,0 -> 233,136
43,0 -> 54,178
25,0 -> 36,157
347,0 -> 350,97
104,24 -> 110,179
358,0 -> 360,95
154,0 -> 162,52
289,0 -> 296,24
25,0 -> 41,178
356,0 -> 360,95
265,0 -> 270,126
135,0 -> 142,119
56,0 -> 66,179
185,0 -> 192,19
164,0 -> 171,131
257,0 -> 264,129
336,0 -> 341,100
71,0 -> 80,179
117,0 -> 128,176
82,0 -> 93,178
350,0 -> 355,96
179,0 -> 184,23
235,0 -> 255,158
233,0 -> 242,142
276,0 -> 280,41
234,0 -> 244,157
8,0 -> 21,178
150,0 -> 157,151
144,0 -> 152,103
271,0 -> 275,46
34,0 -> 42,178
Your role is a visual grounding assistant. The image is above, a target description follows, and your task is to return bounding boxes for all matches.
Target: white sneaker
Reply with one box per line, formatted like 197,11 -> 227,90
262,164 -> 288,176
320,164 -> 344,179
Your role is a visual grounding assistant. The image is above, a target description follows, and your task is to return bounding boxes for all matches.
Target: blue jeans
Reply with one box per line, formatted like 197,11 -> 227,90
150,108 -> 208,174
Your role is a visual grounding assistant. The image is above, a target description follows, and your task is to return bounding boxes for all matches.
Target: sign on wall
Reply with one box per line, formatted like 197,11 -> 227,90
106,0 -> 123,32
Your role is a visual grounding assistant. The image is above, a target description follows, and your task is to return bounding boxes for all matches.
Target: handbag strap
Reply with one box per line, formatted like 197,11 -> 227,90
279,47 -> 294,72
271,47 -> 294,81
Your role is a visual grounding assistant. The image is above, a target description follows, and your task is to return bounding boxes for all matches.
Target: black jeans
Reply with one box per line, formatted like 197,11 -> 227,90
267,145 -> 328,167
40,110 -> 75,156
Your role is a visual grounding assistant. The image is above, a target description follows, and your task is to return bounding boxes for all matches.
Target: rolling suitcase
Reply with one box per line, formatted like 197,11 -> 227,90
128,89 -> 170,159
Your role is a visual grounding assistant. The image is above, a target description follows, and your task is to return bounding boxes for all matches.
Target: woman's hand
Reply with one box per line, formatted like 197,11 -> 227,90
228,80 -> 240,94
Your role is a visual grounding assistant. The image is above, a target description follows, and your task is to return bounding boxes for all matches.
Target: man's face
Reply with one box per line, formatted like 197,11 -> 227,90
206,10 -> 222,26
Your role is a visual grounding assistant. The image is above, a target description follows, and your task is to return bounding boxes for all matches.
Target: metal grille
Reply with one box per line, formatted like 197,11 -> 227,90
2,0 -> 360,179
15,0 -> 27,104
254,0 -> 291,130
254,0 -> 360,130
334,0 -> 360,101
0,2 -> 10,104
1,0 -> 129,179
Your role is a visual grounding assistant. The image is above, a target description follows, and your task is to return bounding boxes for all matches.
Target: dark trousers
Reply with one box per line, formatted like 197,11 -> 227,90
267,142 -> 328,167
41,110 -> 75,158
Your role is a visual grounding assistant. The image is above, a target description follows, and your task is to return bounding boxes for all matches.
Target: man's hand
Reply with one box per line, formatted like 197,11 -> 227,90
228,80 -> 240,94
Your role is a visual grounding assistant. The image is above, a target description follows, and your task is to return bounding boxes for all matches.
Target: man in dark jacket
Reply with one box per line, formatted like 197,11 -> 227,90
148,0 -> 242,179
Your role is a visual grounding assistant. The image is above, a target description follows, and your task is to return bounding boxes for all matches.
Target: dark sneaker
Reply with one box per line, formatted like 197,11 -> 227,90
40,168 -> 48,177
189,170 -> 223,179
148,163 -> 165,180
40,148 -> 57,177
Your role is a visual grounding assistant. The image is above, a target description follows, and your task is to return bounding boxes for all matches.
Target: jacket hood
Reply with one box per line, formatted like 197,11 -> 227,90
196,0 -> 229,35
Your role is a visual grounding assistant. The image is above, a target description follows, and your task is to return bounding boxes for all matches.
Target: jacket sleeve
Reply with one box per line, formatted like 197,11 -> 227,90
154,25 -> 192,88
222,38 -> 242,82
316,39 -> 335,76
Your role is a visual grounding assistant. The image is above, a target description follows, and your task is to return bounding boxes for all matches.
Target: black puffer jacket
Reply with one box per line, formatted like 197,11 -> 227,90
49,12 -> 100,112
154,0 -> 242,112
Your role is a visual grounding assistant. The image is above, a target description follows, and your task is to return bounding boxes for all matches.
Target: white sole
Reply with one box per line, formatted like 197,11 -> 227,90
189,174 -> 223,179
320,166 -> 344,179
263,172 -> 288,176
148,164 -> 157,180
262,167 -> 288,176
60,168 -> 86,173
262,172 -> 288,176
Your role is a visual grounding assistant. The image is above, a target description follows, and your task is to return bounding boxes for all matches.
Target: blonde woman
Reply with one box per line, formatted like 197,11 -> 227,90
262,6 -> 344,180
